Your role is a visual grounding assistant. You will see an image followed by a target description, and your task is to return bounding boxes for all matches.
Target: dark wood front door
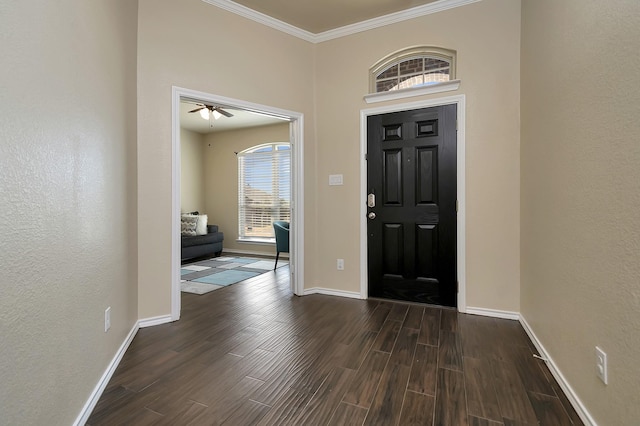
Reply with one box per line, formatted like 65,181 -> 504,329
367,105 -> 457,307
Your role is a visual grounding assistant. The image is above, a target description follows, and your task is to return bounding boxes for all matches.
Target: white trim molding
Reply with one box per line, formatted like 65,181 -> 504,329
138,315 -> 173,328
223,248 -> 289,259
364,80 -> 460,104
519,316 -> 598,426
172,87 -> 305,320
73,323 -> 139,426
466,306 -> 520,321
236,239 -> 276,246
360,94 -> 466,312
303,287 -> 363,300
171,89 -> 182,322
202,0 -> 481,43
201,0 -> 316,42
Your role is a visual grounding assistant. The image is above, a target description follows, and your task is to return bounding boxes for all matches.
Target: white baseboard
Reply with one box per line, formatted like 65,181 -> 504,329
519,315 -> 597,426
138,314 -> 173,328
465,306 -> 520,320
223,248 -> 288,259
303,287 -> 363,299
73,322 -> 139,426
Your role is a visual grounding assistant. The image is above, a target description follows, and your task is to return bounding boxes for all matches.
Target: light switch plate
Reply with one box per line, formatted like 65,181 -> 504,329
329,174 -> 343,186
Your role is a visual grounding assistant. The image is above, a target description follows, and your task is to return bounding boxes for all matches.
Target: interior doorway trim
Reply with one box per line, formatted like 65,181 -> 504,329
359,94 -> 466,312
171,86 -> 305,321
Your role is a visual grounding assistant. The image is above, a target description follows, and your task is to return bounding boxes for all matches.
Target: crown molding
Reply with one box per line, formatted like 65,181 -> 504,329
201,0 -> 316,42
315,0 -> 482,42
202,0 -> 482,44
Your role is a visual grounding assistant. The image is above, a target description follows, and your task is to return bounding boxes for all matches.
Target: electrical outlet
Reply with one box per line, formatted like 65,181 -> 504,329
337,259 -> 344,270
596,346 -> 607,384
105,307 -> 111,333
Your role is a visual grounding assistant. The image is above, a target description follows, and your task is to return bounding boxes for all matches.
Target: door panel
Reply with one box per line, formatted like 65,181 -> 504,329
367,105 -> 457,307
415,224 -> 437,280
416,147 -> 437,204
383,149 -> 403,205
382,223 -> 403,277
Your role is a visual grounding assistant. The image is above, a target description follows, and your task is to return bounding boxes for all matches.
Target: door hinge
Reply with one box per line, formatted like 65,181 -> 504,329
456,118 -> 458,131
365,153 -> 368,161
456,199 -> 458,212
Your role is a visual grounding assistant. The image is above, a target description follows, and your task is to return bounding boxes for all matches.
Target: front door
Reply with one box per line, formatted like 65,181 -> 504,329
367,105 -> 457,307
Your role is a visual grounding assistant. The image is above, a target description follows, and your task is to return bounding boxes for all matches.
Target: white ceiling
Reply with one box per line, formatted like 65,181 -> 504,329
180,101 -> 289,134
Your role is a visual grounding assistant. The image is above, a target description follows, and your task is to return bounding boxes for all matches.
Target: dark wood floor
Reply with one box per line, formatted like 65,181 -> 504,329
88,266 -> 582,425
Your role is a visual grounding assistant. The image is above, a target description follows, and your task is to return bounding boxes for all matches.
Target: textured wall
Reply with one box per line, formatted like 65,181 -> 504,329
180,128 -> 205,213
137,0 -> 522,317
137,0 -> 316,318
0,0 -> 138,424
314,0 -> 522,309
204,123 -> 290,255
521,0 -> 640,423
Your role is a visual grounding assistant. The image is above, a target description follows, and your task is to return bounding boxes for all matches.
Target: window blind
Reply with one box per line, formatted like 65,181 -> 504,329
238,145 -> 291,240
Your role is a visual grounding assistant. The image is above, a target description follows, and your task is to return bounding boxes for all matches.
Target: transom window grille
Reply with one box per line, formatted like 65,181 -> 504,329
371,46 -> 456,93
237,142 -> 291,241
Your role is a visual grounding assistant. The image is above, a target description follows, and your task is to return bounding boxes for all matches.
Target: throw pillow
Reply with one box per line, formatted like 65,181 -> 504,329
195,214 -> 208,236
181,215 -> 198,236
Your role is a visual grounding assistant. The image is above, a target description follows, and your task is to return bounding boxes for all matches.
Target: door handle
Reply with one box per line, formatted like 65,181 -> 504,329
368,212 -> 376,220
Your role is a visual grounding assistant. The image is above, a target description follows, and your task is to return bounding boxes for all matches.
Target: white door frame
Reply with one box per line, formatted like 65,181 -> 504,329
171,86 -> 305,321
359,94 -> 467,312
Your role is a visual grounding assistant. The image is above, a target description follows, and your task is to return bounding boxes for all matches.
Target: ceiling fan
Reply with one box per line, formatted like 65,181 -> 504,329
188,103 -> 234,119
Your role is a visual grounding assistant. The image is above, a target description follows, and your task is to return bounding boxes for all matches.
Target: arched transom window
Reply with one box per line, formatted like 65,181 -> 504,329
370,46 -> 456,93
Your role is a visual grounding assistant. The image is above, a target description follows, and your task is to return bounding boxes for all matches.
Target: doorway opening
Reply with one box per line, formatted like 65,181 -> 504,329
360,95 -> 466,312
171,87 -> 305,321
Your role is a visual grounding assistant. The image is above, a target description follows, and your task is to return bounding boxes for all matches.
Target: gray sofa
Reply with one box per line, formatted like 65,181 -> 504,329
181,224 -> 224,261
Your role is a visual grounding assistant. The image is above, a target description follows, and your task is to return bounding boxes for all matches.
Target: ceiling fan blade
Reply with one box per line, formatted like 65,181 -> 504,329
216,107 -> 234,118
188,106 -> 205,113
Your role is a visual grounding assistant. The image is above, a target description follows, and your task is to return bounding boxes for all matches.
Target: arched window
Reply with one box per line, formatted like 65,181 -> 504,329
237,142 -> 291,242
370,46 -> 456,93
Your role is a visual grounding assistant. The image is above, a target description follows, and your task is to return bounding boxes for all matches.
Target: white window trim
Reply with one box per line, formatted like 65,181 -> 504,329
236,237 -> 276,245
370,46 -> 457,92
364,79 -> 460,104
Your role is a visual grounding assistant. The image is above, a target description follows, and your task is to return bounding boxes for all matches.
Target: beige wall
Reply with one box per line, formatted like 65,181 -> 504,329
0,1 -> 138,424
137,0 -> 316,317
138,0 -> 522,317
521,0 -> 640,423
3,1 -> 635,422
180,128 -> 205,213
203,123 -> 290,255
314,0 -> 522,308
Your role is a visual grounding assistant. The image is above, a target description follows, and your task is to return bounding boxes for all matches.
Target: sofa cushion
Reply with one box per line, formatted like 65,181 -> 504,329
195,214 -> 208,236
181,215 -> 198,236
182,231 -> 224,248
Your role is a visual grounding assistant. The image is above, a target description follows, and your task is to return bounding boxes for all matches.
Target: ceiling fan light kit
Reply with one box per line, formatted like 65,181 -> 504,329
188,103 -> 235,121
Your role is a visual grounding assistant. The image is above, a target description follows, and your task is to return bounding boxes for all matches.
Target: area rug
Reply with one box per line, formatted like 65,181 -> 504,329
180,256 -> 288,295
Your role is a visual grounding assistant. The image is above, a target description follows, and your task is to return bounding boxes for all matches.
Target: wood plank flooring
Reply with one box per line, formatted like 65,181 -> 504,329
88,266 -> 582,425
